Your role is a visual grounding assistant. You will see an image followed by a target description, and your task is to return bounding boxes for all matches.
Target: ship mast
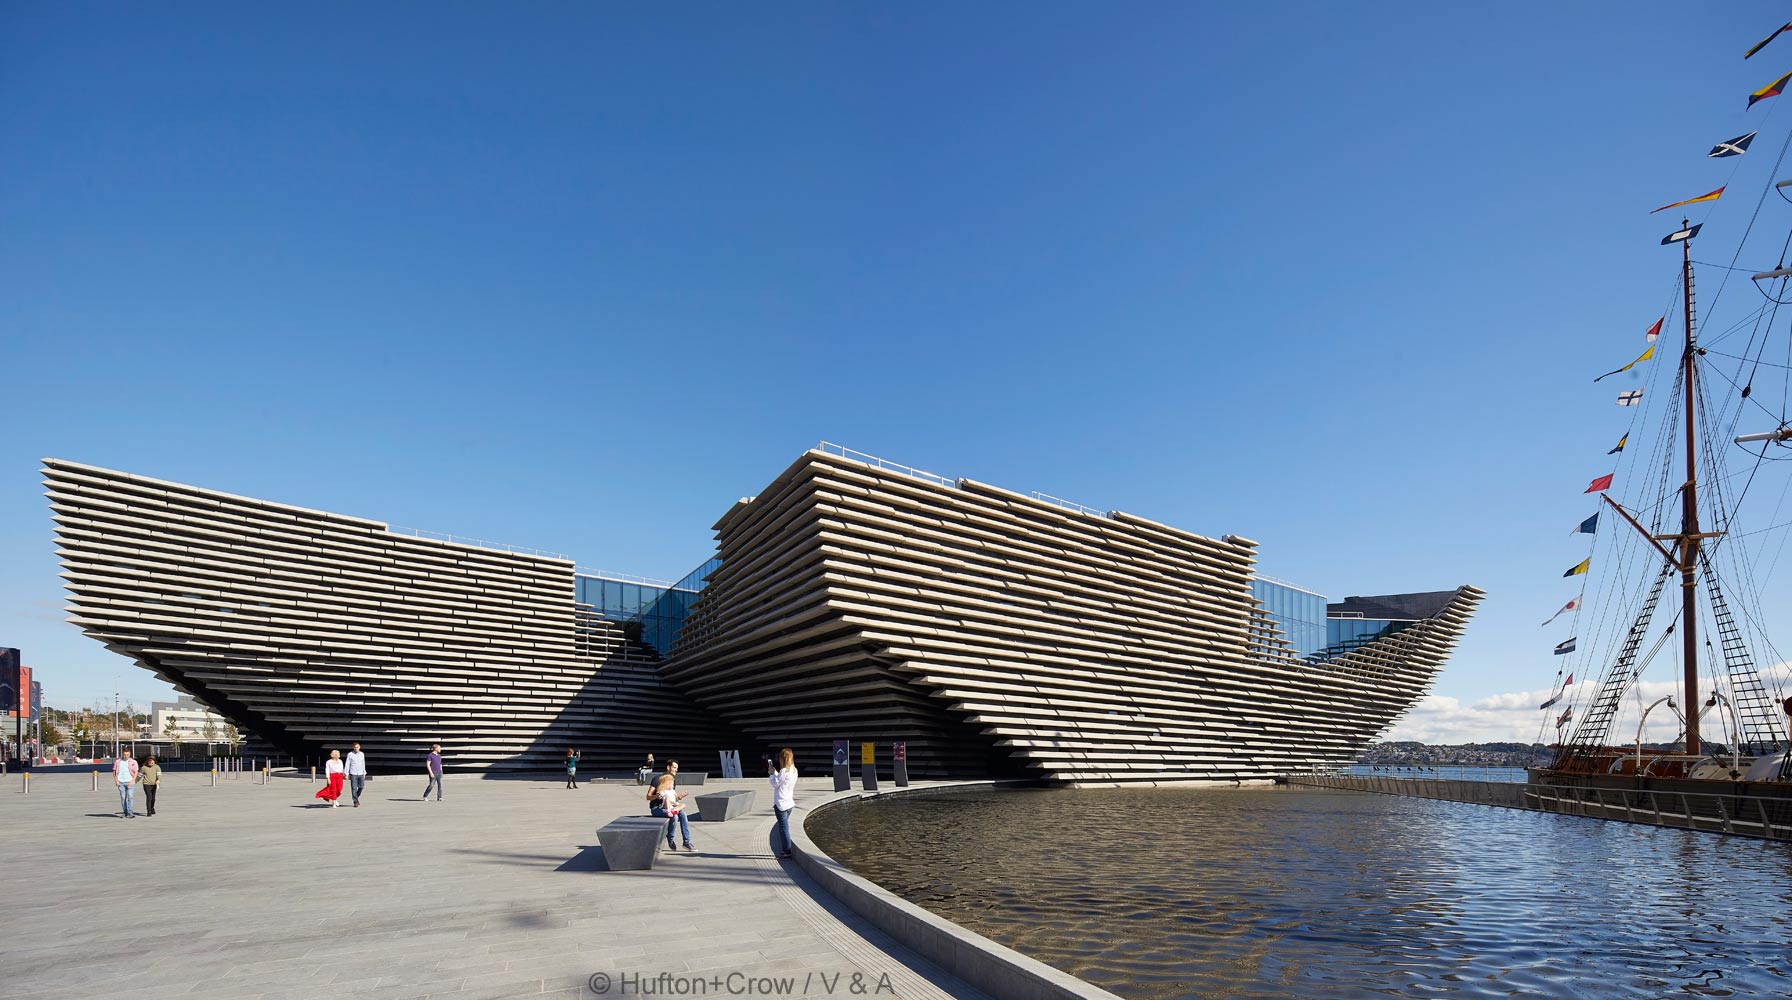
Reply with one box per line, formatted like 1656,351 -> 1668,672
1676,219 -> 1703,755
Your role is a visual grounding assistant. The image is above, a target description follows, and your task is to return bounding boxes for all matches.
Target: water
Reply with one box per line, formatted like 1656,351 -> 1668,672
807,786 -> 1792,999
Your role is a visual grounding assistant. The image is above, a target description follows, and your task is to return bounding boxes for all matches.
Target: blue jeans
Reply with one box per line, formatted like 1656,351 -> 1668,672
652,805 -> 691,845
423,774 -> 442,800
117,782 -> 135,817
348,774 -> 365,804
774,806 -> 793,853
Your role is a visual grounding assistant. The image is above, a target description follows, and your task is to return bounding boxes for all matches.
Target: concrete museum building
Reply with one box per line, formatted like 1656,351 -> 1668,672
43,447 -> 1482,781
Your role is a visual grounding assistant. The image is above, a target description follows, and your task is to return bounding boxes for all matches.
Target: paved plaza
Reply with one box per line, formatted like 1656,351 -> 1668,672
0,768 -> 992,1000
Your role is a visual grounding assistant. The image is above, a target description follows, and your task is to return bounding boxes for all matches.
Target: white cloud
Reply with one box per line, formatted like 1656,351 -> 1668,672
1383,662 -> 1792,746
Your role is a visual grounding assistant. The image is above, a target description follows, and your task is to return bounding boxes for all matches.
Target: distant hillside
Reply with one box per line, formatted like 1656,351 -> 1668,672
1357,741 -> 1552,767
1358,740 -> 1709,767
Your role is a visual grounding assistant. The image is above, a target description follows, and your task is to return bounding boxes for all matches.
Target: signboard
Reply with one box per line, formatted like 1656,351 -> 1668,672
16,665 -> 30,718
860,741 -> 875,765
718,750 -> 742,779
894,741 -> 906,762
0,648 -> 17,717
0,648 -> 17,765
831,738 -> 851,791
29,681 -> 41,723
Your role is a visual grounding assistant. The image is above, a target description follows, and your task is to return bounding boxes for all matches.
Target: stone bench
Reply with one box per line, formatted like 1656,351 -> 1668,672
694,788 -> 756,822
596,816 -> 669,870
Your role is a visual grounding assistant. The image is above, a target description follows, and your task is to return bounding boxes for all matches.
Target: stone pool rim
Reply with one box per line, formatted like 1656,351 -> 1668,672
793,780 -> 1123,1000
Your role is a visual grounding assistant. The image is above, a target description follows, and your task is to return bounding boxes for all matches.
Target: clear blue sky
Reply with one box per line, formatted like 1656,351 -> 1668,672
6,3 -> 1792,737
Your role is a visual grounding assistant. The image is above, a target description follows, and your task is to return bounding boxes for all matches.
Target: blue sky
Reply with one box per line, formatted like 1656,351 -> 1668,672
7,3 -> 1792,739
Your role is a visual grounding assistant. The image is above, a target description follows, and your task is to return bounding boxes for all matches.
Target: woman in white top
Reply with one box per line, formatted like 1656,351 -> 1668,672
769,747 -> 798,859
315,750 -> 346,807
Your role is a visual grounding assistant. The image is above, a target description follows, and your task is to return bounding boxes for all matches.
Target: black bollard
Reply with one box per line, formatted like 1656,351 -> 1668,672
859,741 -> 878,792
893,741 -> 909,787
832,739 -> 851,792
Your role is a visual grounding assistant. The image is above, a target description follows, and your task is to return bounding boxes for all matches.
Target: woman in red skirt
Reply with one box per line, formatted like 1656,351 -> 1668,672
315,749 -> 345,807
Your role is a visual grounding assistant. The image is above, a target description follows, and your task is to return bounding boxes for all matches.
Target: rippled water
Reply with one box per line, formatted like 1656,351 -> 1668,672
807,786 -> 1792,1000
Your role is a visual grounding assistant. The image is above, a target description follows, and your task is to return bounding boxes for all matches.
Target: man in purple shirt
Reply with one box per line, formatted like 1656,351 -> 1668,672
422,744 -> 443,801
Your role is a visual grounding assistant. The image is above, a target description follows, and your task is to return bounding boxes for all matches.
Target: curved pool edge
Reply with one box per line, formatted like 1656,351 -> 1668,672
791,781 -> 1124,1000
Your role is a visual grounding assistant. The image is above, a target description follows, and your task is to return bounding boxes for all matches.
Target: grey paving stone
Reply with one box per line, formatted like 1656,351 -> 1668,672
0,775 -> 996,1000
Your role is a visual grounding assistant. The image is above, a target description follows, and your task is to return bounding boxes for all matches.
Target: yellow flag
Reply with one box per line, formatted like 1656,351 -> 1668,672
1563,558 -> 1590,578
1595,345 -> 1656,382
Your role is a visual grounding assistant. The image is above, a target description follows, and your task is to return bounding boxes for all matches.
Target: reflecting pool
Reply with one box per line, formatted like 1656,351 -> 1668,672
806,786 -> 1792,1000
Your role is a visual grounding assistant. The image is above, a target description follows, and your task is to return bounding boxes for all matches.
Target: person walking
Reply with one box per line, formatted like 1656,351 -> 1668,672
138,755 -> 163,817
769,747 -> 798,859
113,750 -> 140,818
422,744 -> 443,801
564,748 -> 579,789
649,759 -> 694,851
345,742 -> 368,808
315,750 -> 345,807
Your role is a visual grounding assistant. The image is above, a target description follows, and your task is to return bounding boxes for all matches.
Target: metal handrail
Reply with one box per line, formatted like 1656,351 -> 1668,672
815,441 -> 956,489
1028,491 -> 1110,519
574,568 -> 677,588
1253,574 -> 1327,598
387,525 -> 570,562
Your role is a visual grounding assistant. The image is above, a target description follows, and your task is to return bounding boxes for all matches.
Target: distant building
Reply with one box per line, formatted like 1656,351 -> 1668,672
152,695 -> 229,740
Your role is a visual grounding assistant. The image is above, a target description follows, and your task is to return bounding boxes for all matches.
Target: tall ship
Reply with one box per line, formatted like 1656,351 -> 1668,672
1532,21 -> 1792,818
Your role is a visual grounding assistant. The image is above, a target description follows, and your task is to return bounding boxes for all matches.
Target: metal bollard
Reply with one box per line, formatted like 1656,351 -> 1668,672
210,768 -> 217,787
22,772 -> 29,794
92,771 -> 98,791
310,766 -> 316,783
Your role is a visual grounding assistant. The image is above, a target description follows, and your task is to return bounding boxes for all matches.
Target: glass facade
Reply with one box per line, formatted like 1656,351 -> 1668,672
1251,578 -> 1327,658
1320,616 -> 1417,658
575,555 -> 720,657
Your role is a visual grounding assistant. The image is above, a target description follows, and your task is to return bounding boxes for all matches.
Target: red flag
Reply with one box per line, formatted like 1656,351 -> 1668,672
1750,70 -> 1792,109
1585,474 -> 1614,493
1564,673 -> 1573,687
1645,317 -> 1662,343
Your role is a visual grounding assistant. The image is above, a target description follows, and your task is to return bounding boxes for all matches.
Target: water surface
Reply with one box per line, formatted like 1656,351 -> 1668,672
807,785 -> 1792,999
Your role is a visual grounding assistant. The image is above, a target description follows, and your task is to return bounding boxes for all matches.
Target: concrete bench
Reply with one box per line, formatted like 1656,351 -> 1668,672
694,788 -> 756,822
596,816 -> 669,870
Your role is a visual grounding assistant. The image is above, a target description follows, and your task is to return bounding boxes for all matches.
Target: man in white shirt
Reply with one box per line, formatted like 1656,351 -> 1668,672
113,750 -> 139,818
345,742 -> 369,808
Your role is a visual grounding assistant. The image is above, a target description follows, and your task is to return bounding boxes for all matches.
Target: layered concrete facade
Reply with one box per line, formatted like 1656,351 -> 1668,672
44,450 -> 1481,780
663,451 -> 1483,782
43,459 -> 743,771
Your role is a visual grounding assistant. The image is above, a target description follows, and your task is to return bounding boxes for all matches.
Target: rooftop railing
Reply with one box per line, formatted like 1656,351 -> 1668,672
816,441 -> 956,489
386,525 -> 570,561
1028,490 -> 1110,518
574,568 -> 677,589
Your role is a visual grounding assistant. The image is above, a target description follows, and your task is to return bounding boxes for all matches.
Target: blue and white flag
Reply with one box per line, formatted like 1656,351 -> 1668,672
1573,513 -> 1598,536
1554,637 -> 1577,655
1617,389 -> 1644,406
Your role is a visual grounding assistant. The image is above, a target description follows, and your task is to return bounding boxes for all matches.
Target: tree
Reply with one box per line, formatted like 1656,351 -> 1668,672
69,719 -> 92,757
38,719 -> 65,750
225,723 -> 240,752
163,718 -> 182,755
201,719 -> 217,743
